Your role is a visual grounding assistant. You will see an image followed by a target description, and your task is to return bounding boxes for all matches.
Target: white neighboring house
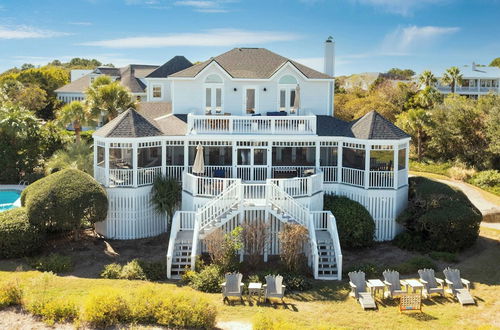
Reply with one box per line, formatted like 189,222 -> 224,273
92,38 -> 411,281
436,63 -> 500,97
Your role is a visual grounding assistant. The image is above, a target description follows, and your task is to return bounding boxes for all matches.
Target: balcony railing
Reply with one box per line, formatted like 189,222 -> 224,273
187,114 -> 317,135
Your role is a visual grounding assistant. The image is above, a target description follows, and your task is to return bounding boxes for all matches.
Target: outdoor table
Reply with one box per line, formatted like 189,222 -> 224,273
403,279 -> 424,296
367,279 -> 385,298
248,282 -> 263,302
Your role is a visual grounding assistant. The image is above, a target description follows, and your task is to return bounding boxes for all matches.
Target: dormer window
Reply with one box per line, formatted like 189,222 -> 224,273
152,85 -> 162,99
278,75 -> 298,114
204,74 -> 224,114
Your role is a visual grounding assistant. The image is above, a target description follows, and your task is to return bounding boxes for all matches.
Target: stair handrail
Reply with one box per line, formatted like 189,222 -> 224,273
326,211 -> 343,280
166,211 -> 181,279
197,179 -> 242,231
307,214 -> 319,279
266,181 -> 309,226
190,216 -> 200,270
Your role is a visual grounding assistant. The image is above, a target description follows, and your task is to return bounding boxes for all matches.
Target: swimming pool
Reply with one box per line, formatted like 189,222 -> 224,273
0,190 -> 21,212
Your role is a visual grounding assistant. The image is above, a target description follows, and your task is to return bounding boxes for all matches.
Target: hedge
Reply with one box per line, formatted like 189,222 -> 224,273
22,168 -> 108,234
324,195 -> 375,248
0,207 -> 44,258
396,176 -> 482,252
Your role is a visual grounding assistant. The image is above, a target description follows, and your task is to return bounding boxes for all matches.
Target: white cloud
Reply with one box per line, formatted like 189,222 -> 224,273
174,0 -> 234,13
0,25 -> 70,39
382,25 -> 460,53
352,0 -> 447,16
69,21 -> 93,26
79,29 -> 301,48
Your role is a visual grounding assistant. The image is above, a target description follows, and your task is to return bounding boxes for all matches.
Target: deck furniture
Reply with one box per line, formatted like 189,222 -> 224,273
418,268 -> 445,298
222,273 -> 244,301
402,279 -> 425,297
383,270 -> 407,299
367,279 -> 385,298
263,275 -> 286,302
248,282 -> 263,302
348,271 -> 376,309
443,268 -> 475,305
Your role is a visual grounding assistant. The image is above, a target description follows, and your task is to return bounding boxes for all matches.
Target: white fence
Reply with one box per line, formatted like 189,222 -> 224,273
138,166 -> 162,186
369,171 -> 394,188
342,168 -> 364,187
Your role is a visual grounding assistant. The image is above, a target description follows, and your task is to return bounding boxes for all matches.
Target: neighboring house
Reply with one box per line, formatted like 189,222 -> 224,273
92,38 -> 410,281
436,63 -> 500,97
341,72 -> 381,91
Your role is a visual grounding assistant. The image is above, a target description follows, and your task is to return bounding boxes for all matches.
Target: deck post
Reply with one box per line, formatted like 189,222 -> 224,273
337,141 -> 343,184
183,141 -> 189,174
393,144 -> 399,190
104,142 -> 109,187
232,141 -> 237,178
364,144 -> 370,189
315,141 -> 320,172
133,142 -> 138,187
161,140 -> 166,176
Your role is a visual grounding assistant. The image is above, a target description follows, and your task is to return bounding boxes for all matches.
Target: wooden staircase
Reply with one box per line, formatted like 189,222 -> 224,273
316,231 -> 338,279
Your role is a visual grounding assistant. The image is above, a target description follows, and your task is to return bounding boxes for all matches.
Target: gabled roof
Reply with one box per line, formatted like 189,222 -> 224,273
55,75 -> 91,93
120,64 -> 159,78
170,48 -> 333,80
119,72 -> 147,93
146,56 -> 193,78
350,111 -> 410,140
440,65 -> 500,79
94,108 -> 163,138
93,67 -> 121,76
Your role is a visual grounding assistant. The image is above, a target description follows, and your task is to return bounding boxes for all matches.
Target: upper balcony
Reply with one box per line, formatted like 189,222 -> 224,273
186,113 -> 317,135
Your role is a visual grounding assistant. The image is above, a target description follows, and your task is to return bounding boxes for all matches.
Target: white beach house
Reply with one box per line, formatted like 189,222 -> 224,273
436,63 -> 500,97
91,38 -> 410,280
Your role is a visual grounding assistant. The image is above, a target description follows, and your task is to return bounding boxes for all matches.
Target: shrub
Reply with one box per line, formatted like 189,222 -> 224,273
30,253 -> 73,274
188,264 -> 223,293
138,259 -> 167,281
154,293 -> 217,328
345,263 -> 381,278
279,224 -> 309,272
253,314 -> 296,330
205,227 -> 243,273
324,195 -> 375,248
81,288 -> 130,327
100,263 -> 122,279
469,170 -> 500,188
397,177 -> 482,252
0,280 -> 23,308
281,273 -> 313,291
429,251 -> 458,263
393,232 -> 427,251
242,222 -> 269,267
0,207 -> 44,258
448,165 -> 476,181
25,299 -> 78,325
395,256 -> 436,274
22,168 -> 108,238
120,259 -> 147,280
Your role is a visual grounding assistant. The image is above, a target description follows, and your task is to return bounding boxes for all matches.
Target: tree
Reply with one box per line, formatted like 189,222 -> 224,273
278,224 -> 309,272
489,57 -> 500,68
396,108 -> 430,161
241,222 -> 269,267
56,101 -> 91,143
204,227 -> 243,273
150,176 -> 181,231
418,70 -> 437,88
21,63 -> 35,71
0,80 -> 47,113
386,68 -> 415,80
45,142 -> 94,175
85,76 -> 135,121
441,66 -> 463,93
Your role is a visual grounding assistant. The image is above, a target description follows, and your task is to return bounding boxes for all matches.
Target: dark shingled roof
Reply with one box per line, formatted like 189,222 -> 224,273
146,56 -> 193,78
94,108 -> 163,138
119,72 -> 147,93
350,111 -> 410,140
170,48 -> 333,79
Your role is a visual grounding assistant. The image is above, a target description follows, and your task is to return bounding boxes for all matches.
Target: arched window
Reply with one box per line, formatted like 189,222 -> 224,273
278,75 -> 298,114
205,74 -> 223,84
279,75 -> 297,85
204,74 -> 224,113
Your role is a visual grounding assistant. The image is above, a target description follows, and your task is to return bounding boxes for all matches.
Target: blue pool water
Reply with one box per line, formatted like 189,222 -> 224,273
0,190 -> 21,212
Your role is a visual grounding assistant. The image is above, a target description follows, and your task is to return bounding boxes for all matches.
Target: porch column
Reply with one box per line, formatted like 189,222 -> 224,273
364,144 -> 370,189
183,141 -> 189,174
232,141 -> 237,178
133,142 -> 138,187
161,140 -> 166,176
315,141 -> 320,171
337,141 -> 343,183
93,142 -> 98,180
104,142 -> 110,187
267,145 -> 272,179
405,142 -> 410,186
393,144 -> 399,190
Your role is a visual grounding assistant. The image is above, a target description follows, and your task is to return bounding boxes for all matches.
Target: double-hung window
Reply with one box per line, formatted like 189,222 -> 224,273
152,85 -> 162,99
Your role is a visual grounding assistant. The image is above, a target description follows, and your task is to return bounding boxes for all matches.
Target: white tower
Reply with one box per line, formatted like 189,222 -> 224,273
324,36 -> 335,77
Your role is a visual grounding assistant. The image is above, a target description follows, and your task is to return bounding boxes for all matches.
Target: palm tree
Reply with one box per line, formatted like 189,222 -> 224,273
151,176 -> 181,232
45,142 -> 94,175
395,108 -> 430,161
85,76 -> 135,122
56,101 -> 90,143
441,66 -> 463,93
418,70 -> 437,88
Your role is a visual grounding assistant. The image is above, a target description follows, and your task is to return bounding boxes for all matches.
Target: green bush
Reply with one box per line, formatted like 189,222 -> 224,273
100,263 -> 122,279
0,280 -> 23,308
469,170 -> 500,195
0,207 -> 44,258
25,299 -> 78,325
429,251 -> 458,263
345,263 -> 381,278
253,314 -> 296,330
120,259 -> 147,280
22,168 -> 108,235
409,160 -> 452,176
396,177 -> 482,252
81,288 -> 130,327
324,195 -> 375,248
188,264 -> 223,293
30,253 -> 73,274
138,259 -> 167,281
153,293 -> 217,328
281,273 -> 313,291
395,256 -> 436,274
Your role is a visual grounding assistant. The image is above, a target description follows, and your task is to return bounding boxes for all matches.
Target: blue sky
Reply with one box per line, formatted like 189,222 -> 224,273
0,0 -> 499,76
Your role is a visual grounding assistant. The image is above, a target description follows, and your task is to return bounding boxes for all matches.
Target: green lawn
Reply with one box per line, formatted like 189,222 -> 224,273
1,228 -> 499,329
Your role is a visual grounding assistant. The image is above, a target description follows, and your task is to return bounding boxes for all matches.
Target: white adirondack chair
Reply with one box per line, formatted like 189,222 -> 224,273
221,273 -> 244,301
383,270 -> 407,299
263,275 -> 286,302
348,271 -> 376,309
418,268 -> 445,298
443,268 -> 475,305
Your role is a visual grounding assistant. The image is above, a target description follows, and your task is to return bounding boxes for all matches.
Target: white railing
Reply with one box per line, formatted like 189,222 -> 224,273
165,166 -> 184,181
270,172 -> 323,197
242,183 -> 267,200
179,211 -> 196,230
326,211 -> 343,280
187,114 -> 317,135
312,211 -> 328,230
267,181 -> 309,227
95,166 -> 106,185
369,171 -> 394,188
137,166 -> 162,186
320,166 -> 338,183
480,87 -> 498,93
307,215 -> 319,279
398,169 -> 407,188
109,168 -> 133,187
166,211 -> 181,279
272,166 -> 315,178
191,217 -> 200,270
183,172 -> 239,197
342,168 -> 364,187
197,181 -> 242,231
188,165 -> 233,178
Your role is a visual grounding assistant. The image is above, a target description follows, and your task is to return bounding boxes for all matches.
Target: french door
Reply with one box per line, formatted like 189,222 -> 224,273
236,147 -> 268,181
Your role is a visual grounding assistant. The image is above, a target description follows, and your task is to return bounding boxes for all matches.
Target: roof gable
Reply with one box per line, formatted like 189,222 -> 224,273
350,111 -> 410,140
94,108 -> 163,138
146,56 -> 193,78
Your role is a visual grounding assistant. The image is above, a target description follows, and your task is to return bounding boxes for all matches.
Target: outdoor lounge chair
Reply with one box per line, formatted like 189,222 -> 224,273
221,273 -> 244,301
418,268 -> 445,298
348,271 -> 376,309
443,268 -> 475,305
263,275 -> 286,302
383,270 -> 407,299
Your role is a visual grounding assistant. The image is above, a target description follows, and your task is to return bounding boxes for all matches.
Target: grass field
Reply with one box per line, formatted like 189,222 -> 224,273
1,227 -> 499,329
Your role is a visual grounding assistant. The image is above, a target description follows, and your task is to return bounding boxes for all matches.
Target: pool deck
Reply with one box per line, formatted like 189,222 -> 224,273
0,184 -> 27,208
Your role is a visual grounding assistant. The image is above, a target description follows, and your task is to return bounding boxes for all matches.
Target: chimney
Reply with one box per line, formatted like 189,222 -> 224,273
324,36 -> 335,77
